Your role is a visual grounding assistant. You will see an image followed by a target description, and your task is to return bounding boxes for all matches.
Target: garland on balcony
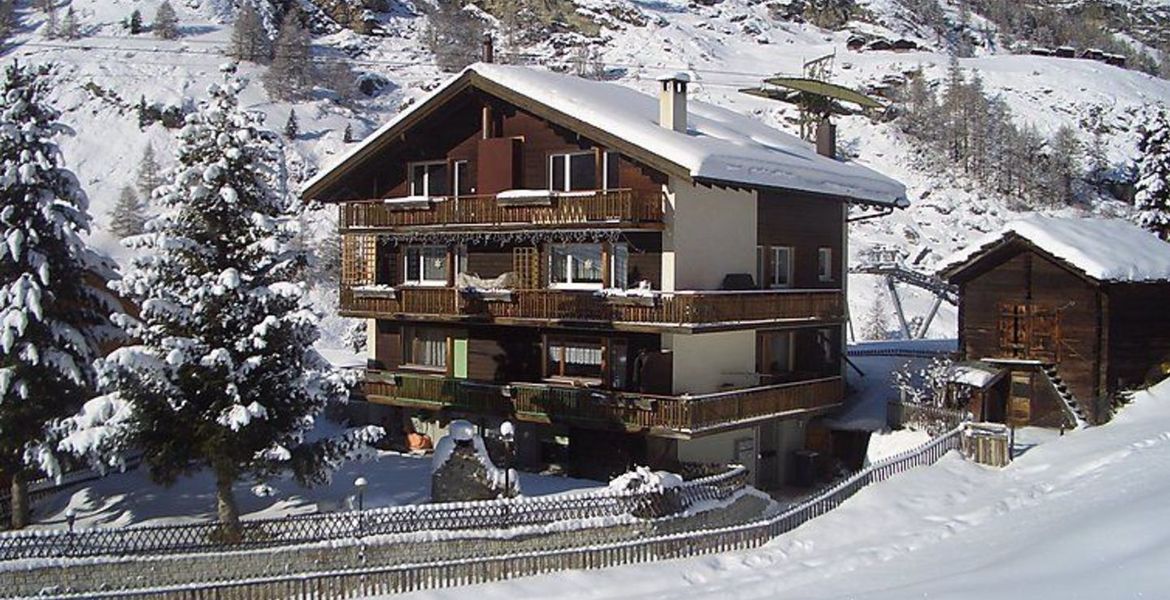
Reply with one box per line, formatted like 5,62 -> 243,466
376,229 -> 624,246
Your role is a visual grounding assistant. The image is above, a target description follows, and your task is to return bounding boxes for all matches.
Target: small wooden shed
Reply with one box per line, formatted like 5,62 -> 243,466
940,217 -> 1170,427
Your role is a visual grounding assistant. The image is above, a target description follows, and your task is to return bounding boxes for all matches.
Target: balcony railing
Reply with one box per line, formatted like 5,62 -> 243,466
340,189 -> 665,231
360,371 -> 844,435
340,286 -> 844,330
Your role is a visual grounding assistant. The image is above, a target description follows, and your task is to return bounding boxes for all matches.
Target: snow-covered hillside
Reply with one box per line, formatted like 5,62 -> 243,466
394,378 -> 1170,600
4,0 -> 1169,343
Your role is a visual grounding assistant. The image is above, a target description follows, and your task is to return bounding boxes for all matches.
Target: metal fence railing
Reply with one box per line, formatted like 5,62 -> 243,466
33,428 -> 964,600
0,465 -> 747,562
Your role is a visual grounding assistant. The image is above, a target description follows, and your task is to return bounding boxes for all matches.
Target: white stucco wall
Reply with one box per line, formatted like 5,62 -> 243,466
677,426 -> 758,480
661,179 -> 757,291
665,330 -> 757,395
367,318 -> 378,362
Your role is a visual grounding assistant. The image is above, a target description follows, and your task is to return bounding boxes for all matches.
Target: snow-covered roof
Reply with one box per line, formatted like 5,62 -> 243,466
939,215 -> 1170,283
303,64 -> 908,207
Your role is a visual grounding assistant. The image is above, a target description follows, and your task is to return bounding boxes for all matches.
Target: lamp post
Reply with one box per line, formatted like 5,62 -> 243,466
500,421 -> 515,498
354,477 -> 368,511
64,508 -> 76,556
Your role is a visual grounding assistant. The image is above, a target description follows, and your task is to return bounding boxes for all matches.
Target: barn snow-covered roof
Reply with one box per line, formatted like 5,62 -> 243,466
939,215 -> 1170,283
302,64 -> 908,207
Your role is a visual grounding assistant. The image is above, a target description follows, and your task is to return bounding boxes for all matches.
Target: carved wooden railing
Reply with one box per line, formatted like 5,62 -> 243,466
341,287 -> 844,327
340,188 -> 665,230
362,371 -> 844,434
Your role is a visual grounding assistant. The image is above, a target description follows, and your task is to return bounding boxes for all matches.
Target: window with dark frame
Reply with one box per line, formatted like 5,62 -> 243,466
403,327 -> 447,370
550,151 -> 613,191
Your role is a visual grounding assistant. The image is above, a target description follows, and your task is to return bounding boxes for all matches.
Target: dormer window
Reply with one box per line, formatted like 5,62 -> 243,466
409,161 -> 449,197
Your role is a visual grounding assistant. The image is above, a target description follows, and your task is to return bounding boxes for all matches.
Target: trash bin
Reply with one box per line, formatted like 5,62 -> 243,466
793,450 -> 820,487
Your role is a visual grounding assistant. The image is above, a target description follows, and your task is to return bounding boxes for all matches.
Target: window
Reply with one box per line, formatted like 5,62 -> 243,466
758,331 -> 793,375
546,337 -> 604,381
604,152 -> 620,190
404,327 -> 447,370
817,247 -> 834,282
772,246 -> 794,288
409,161 -> 449,197
548,243 -> 628,289
550,244 -> 603,288
404,246 -> 448,286
549,152 -> 597,191
453,160 -> 472,197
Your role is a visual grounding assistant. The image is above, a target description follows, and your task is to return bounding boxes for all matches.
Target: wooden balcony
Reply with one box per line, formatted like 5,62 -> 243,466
340,286 -> 844,332
360,371 -> 844,436
340,188 -> 664,231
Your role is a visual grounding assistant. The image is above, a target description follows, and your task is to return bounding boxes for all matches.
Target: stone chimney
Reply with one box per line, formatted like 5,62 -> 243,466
815,117 -> 837,159
657,72 -> 690,133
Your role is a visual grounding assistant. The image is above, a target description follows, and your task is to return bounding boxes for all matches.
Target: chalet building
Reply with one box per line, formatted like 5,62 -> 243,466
940,217 -> 1170,428
302,62 -> 907,487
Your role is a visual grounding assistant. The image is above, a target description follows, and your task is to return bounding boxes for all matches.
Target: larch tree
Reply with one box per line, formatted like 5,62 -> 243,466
230,2 -> 272,64
0,62 -> 118,529
153,1 -> 179,40
128,9 -> 143,34
424,0 -> 486,72
60,6 -> 80,40
1135,107 -> 1170,240
862,282 -> 892,342
72,80 -> 380,540
1048,125 -> 1082,205
264,10 -> 312,101
284,109 -> 298,140
137,143 -> 164,202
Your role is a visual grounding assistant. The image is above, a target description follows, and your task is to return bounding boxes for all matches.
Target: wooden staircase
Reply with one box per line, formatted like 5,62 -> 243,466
1040,364 -> 1088,428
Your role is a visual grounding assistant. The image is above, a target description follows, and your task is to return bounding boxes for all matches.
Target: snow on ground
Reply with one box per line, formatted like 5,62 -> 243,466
392,379 -> 1170,600
29,450 -> 600,530
864,428 -> 930,463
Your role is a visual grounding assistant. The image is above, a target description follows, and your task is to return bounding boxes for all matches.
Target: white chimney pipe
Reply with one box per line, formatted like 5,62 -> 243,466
657,72 -> 690,133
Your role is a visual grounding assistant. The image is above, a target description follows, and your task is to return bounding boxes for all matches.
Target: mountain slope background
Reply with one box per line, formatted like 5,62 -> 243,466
5,0 -> 1169,344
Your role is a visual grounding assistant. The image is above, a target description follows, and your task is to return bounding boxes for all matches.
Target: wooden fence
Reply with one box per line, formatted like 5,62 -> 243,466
32,427 -> 964,600
887,400 -> 972,434
0,466 -> 746,562
340,189 -> 665,231
363,371 -> 844,433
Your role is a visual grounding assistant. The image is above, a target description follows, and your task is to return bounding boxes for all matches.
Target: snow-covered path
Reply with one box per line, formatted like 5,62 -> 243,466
396,380 -> 1170,599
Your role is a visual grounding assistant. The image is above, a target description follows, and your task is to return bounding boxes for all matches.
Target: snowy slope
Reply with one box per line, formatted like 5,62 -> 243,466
393,379 -> 1170,600
2,0 -> 1169,346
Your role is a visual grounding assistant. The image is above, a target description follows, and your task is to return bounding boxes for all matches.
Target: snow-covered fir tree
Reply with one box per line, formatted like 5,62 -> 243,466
127,8 -> 143,34
0,62 -> 118,529
60,6 -> 80,40
109,186 -> 146,238
862,283 -> 891,341
264,10 -> 312,101
284,109 -> 299,140
343,123 -> 354,143
78,79 -> 380,539
153,1 -> 179,39
1135,107 -> 1170,240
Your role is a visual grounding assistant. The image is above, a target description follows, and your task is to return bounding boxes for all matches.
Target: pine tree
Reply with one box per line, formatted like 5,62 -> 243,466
230,2 -> 272,63
60,6 -> 79,40
153,1 -> 179,40
110,186 -> 146,238
137,143 -> 163,200
284,109 -> 299,140
343,123 -> 354,143
862,282 -> 891,341
0,0 -> 14,44
1048,125 -> 1081,205
1135,107 -> 1170,240
83,81 -> 380,539
263,10 -> 312,101
128,9 -> 143,34
425,0 -> 486,72
0,62 -> 117,529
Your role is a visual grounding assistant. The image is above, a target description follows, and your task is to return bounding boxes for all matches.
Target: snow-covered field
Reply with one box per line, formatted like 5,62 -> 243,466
30,450 -> 600,530
392,379 -> 1170,599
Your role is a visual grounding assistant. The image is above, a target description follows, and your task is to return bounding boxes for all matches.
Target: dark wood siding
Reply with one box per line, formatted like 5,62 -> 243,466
756,192 -> 843,289
374,320 -> 402,370
1106,282 -> 1170,392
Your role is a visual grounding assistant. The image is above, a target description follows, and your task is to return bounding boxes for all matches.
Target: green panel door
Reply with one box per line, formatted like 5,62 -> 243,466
453,338 -> 468,379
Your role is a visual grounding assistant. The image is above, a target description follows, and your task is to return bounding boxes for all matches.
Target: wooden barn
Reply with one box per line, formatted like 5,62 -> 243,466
940,217 -> 1170,428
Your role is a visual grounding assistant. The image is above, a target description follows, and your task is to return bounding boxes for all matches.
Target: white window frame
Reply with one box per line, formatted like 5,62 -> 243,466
817,247 -> 834,282
772,246 -> 794,289
549,151 -> 599,192
408,160 -> 448,197
403,245 -> 448,287
453,160 -> 471,198
602,151 -> 619,191
547,243 -> 628,290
